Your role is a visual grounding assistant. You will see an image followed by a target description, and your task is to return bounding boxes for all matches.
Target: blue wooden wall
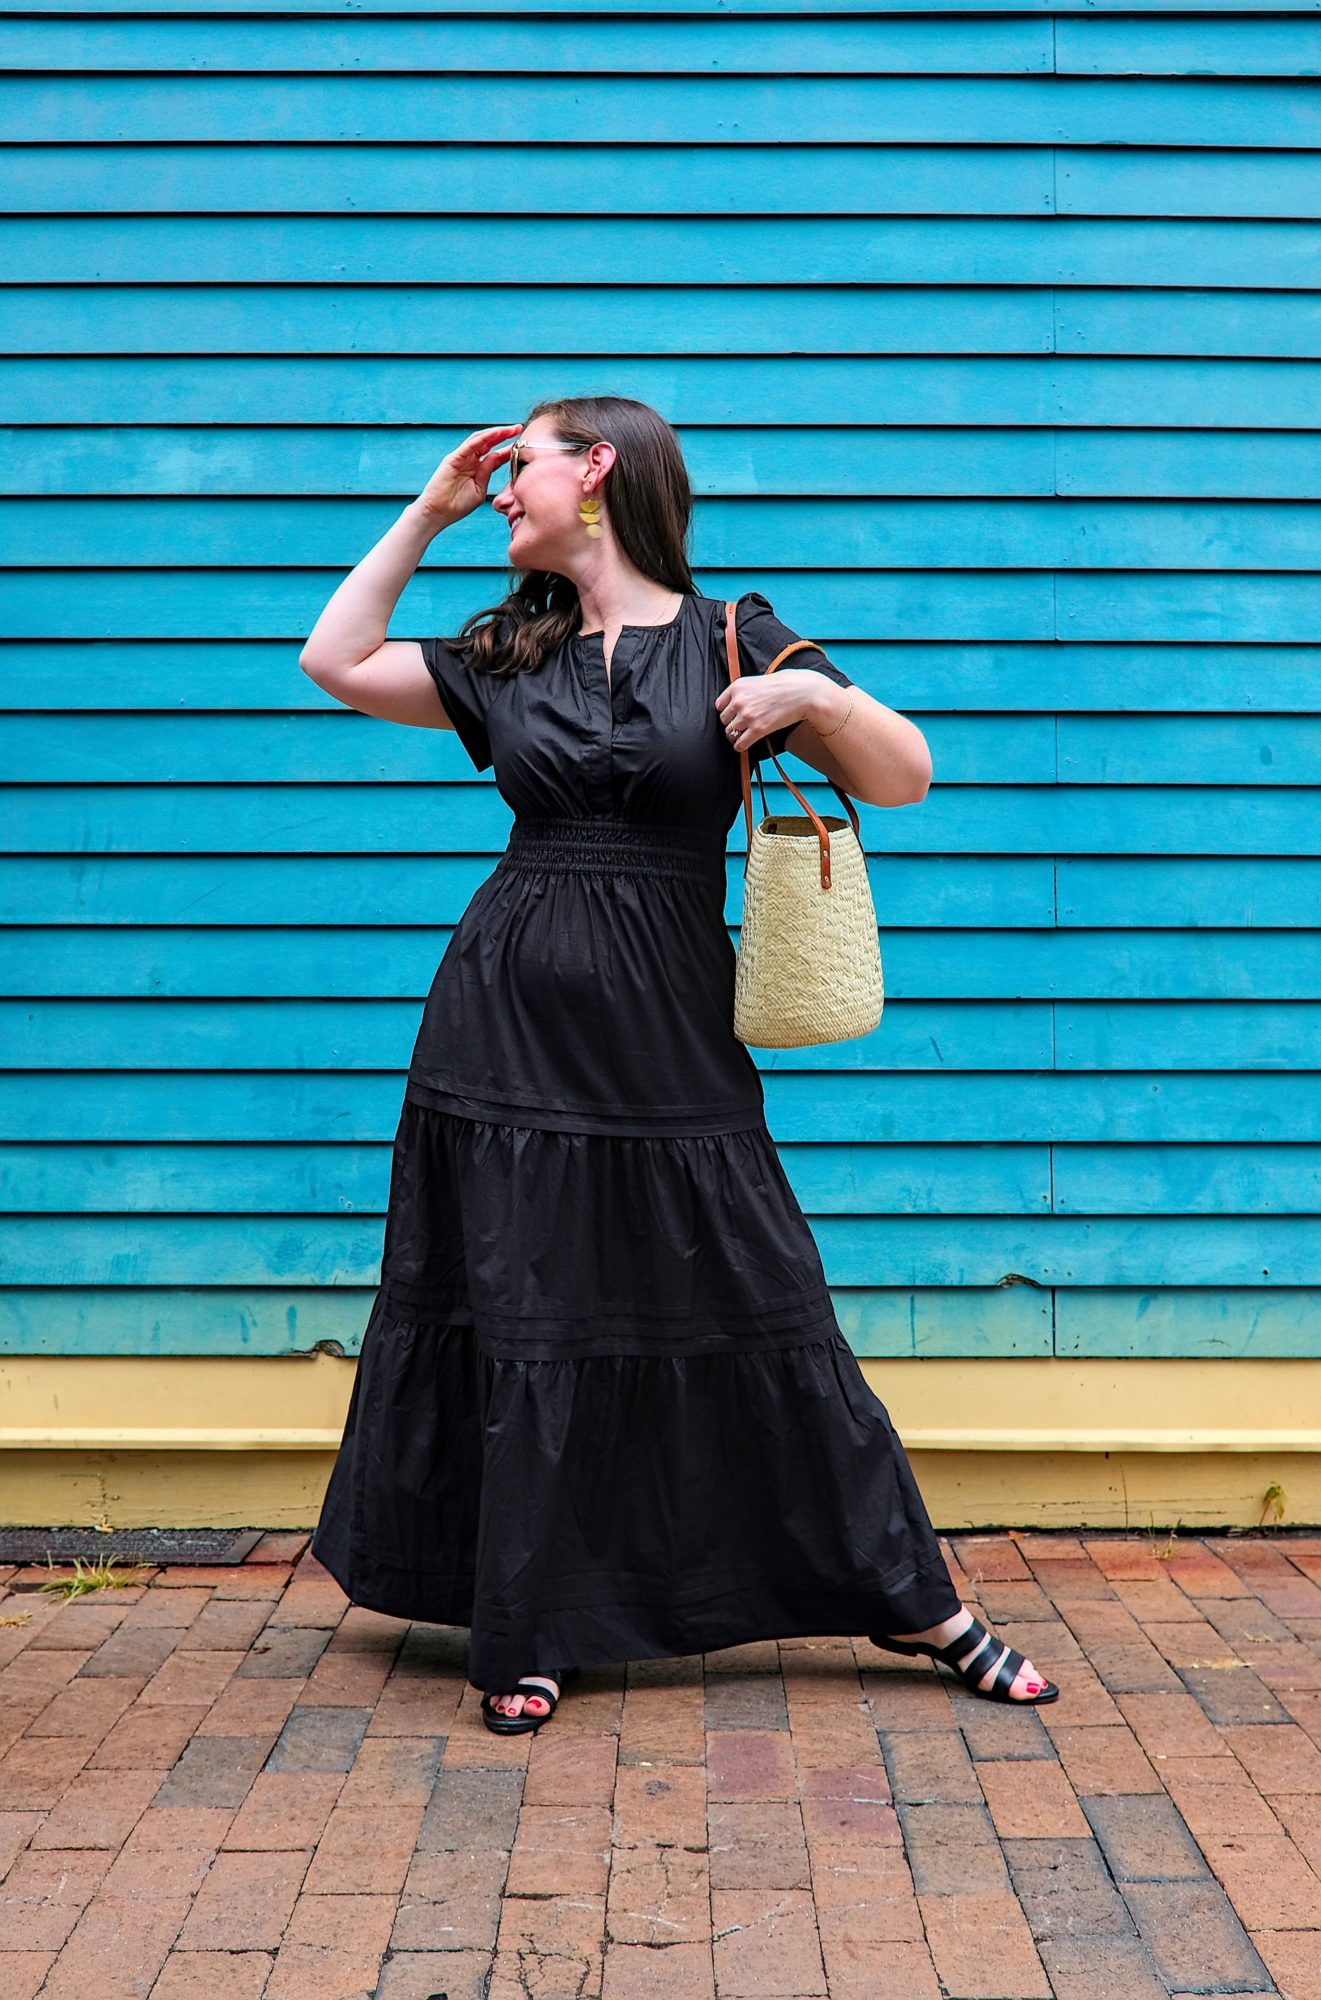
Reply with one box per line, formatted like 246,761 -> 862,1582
3,0 -> 1319,1367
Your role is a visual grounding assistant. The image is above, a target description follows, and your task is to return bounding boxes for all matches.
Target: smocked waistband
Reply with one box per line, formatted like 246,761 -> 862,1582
498,815 -> 726,882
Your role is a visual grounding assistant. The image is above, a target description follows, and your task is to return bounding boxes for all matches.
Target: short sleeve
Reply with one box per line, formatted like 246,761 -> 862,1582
418,635 -> 494,772
733,591 -> 853,761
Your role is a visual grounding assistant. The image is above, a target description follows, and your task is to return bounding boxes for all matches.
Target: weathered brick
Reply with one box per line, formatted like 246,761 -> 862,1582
185,1598 -> 280,1652
284,1889 -> 397,1951
710,1885 -> 827,1997
818,1936 -> 942,2000
1003,1836 -> 1139,1941
918,1889 -> 1052,1998
1251,1928 -> 1321,2000
221,1770 -> 343,1851
393,1845 -> 507,1952
1112,1688 -> 1229,1761
703,1670 -> 788,1731
707,1800 -> 810,1891
898,1800 -> 1011,1895
1220,1720 -> 1321,1794
338,1734 -> 443,1810
176,1847 -> 309,1949
87,1699 -> 211,1769
28,1767 -> 160,1850
879,1727 -> 981,1804
1080,1793 -> 1211,1882
1161,1754 -> 1285,1840
1037,1933 -> 1170,2000
1122,1880 -> 1275,1992
977,1758 -> 1091,1838
265,1704 -> 373,1774
301,1804 -> 424,1896
605,1842 -> 709,1943
234,1627 -> 332,1679
74,1625 -> 180,1680
705,1727 -> 794,1803
140,1647 -> 247,1707
32,1892 -> 190,2000
0,1848 -> 110,1950
416,1764 -> 524,1852
612,1760 -> 707,1850
1199,1831 -> 1321,1930
148,1951 -> 273,1998
1046,1723 -> 1164,1796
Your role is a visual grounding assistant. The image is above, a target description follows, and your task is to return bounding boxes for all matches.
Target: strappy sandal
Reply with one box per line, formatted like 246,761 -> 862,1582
868,1614 -> 1059,1705
480,1666 -> 579,1734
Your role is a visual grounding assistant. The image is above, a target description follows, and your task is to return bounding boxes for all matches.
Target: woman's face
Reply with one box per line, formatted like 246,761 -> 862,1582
491,419 -> 608,572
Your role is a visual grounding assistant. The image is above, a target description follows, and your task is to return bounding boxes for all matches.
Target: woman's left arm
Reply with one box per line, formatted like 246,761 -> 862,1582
779,672 -> 932,809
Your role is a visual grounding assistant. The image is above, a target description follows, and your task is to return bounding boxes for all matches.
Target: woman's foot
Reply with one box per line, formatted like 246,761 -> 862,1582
886,1604 -> 1048,1701
488,1673 -> 561,1720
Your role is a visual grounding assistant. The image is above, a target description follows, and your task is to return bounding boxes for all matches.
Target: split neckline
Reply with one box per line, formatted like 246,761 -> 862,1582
574,592 -> 694,692
574,592 -> 693,643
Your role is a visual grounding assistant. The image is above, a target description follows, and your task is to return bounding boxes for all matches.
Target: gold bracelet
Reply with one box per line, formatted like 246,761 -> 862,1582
813,687 -> 855,740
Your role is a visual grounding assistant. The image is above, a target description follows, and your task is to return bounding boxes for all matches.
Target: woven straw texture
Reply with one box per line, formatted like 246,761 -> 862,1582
733,814 -> 885,1048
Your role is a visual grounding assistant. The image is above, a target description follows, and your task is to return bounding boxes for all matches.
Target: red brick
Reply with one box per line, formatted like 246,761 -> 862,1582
492,1890 -> 605,1989
28,1767 -> 160,1849
707,1800 -> 811,1891
176,1847 -> 309,1949
918,1890 -> 1052,1998
0,1848 -> 110,1950
614,1760 -> 707,1846
600,1940 -> 714,1999
605,1843 -> 709,1943
148,1954 -> 273,1999
705,1728 -> 795,1803
248,1533 -> 310,1565
1084,1541 -> 1169,1582
392,1846 -> 506,1953
710,1885 -> 827,1996
32,1893 -> 189,1998
952,1536 -> 1033,1582
977,1760 -> 1091,1839
87,1699 -> 211,1769
1199,1832 -> 1321,1930
260,1943 -> 386,1996
1251,1929 -> 1321,2000
284,1890 -> 397,1951
1160,1756 -> 1283,1840
301,1804 -> 423,1896
1112,1689 -> 1229,1761
0,1732 -> 94,1808
1045,1724 -> 1163,1796
1220,1720 -> 1321,1794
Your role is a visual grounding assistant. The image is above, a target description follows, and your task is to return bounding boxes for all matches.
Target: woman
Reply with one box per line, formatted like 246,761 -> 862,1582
303,394 -> 1058,1731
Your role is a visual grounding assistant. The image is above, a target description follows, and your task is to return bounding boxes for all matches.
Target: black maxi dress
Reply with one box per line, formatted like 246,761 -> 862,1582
311,587 -> 963,1691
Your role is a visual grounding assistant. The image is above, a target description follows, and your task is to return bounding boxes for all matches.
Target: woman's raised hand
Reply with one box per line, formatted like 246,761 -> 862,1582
417,423 -> 523,524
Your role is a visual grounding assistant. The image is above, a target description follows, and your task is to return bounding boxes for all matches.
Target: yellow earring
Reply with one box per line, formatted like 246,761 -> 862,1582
579,488 -> 603,538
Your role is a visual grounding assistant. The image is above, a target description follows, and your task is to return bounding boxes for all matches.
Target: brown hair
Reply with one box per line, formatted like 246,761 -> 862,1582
445,394 -> 696,677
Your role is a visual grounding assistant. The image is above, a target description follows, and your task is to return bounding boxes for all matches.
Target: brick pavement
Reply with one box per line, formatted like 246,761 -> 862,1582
2,1527 -> 1320,1998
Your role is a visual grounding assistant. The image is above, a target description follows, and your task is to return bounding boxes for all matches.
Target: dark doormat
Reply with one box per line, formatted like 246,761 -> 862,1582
0,1526 -> 264,1568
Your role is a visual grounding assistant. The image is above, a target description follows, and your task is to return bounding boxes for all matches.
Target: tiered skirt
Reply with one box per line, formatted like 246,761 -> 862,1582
311,1098 -> 962,1692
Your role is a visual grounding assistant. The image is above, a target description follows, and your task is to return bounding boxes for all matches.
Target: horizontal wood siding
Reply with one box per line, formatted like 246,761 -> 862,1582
2,1 -> 1318,1365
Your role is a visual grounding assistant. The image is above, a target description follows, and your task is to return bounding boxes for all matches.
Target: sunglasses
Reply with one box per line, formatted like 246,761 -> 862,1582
506,438 -> 607,483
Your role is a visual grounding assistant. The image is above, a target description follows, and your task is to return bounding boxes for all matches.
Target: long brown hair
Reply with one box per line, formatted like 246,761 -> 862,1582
445,394 -> 696,677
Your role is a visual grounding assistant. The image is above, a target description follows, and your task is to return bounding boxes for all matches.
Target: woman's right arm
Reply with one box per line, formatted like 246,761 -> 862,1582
297,422 -> 523,729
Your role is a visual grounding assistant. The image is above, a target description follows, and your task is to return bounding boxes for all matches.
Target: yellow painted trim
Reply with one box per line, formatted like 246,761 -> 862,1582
5,1425 -> 1321,1454
3,1355 -> 1321,1531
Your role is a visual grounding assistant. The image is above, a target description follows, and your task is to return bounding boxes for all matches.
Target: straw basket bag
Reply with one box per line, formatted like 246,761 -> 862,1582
723,599 -> 885,1048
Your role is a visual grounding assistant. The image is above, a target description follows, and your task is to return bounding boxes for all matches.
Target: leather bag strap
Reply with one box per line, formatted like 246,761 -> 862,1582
723,599 -> 860,891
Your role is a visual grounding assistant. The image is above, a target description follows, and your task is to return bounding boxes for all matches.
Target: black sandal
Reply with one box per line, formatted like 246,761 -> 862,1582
868,1614 -> 1059,1705
480,1666 -> 578,1734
